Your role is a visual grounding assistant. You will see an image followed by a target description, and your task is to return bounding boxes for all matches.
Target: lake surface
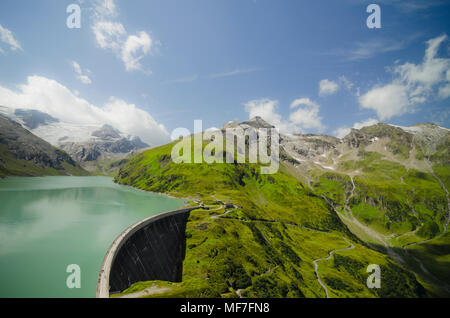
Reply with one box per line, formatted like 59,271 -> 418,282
0,176 -> 185,298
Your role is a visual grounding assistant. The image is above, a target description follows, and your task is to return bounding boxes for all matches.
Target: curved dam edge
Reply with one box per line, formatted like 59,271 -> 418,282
96,206 -> 201,298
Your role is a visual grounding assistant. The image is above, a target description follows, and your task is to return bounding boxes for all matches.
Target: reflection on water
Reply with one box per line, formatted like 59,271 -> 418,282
0,176 -> 184,298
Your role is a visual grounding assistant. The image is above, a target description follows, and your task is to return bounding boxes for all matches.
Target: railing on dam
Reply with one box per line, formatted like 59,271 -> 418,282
96,206 -> 201,298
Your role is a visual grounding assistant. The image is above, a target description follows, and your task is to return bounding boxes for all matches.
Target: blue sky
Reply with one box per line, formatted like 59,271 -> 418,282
0,0 -> 449,145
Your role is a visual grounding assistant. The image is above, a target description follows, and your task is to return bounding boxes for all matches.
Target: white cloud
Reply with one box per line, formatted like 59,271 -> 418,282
289,98 -> 325,131
359,83 -> 411,120
0,76 -> 169,145
339,76 -> 354,91
346,39 -> 407,61
395,35 -> 449,88
359,34 -> 450,120
90,0 -> 120,39
210,67 -> 262,79
89,1 -> 155,73
71,61 -> 92,84
244,98 -> 325,134
77,75 -> 91,85
333,127 -> 351,139
330,33 -> 424,61
244,98 -> 286,130
206,127 -> 220,132
121,32 -> 152,72
93,0 -> 118,19
333,118 -> 379,138
71,61 -> 82,74
319,79 -> 339,96
338,75 -> 360,96
438,83 -> 450,99
92,21 -> 126,51
0,24 -> 22,52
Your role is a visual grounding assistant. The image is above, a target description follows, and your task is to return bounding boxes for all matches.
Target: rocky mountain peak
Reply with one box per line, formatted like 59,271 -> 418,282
221,116 -> 275,131
241,116 -> 275,129
13,108 -> 59,129
92,124 -> 121,140
221,120 -> 240,130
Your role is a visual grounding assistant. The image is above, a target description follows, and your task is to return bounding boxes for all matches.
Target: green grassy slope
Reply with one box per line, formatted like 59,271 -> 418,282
114,140 -> 428,298
311,137 -> 449,294
0,143 -> 88,177
316,152 -> 447,240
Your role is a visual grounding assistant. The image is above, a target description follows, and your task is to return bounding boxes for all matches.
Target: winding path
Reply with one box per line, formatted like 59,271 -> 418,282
205,196 -> 361,298
116,286 -> 171,298
210,207 -> 237,219
313,238 -> 355,298
339,166 -> 450,293
344,176 -> 356,218
336,176 -> 403,264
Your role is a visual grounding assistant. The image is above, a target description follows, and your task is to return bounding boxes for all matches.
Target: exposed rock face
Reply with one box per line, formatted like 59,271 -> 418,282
411,123 -> 450,158
59,124 -> 149,163
282,134 -> 340,159
343,128 -> 372,149
343,123 -> 413,149
60,136 -> 149,162
241,116 -> 275,129
222,116 -> 275,131
91,124 -> 121,140
59,143 -> 102,162
13,109 -> 59,129
224,117 -> 449,175
129,136 -> 148,149
221,120 -> 240,130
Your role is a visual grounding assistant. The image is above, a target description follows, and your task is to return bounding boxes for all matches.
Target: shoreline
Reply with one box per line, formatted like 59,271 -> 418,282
0,175 -> 191,200
112,178 -> 198,207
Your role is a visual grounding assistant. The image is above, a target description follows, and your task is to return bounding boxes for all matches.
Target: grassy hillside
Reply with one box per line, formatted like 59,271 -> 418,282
0,144 -> 87,177
114,140 -> 430,298
311,144 -> 450,294
316,151 -> 447,240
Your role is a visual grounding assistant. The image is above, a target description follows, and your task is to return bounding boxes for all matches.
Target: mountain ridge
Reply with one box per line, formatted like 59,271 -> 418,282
113,116 -> 449,298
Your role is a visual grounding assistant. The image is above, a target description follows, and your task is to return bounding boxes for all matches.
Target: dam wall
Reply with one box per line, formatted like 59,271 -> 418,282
96,206 -> 200,298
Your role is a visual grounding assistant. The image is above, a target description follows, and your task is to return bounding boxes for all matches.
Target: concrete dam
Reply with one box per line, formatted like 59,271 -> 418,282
96,206 -> 200,298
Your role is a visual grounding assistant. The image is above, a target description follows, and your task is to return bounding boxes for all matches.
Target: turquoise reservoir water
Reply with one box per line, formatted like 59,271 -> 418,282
0,176 -> 185,298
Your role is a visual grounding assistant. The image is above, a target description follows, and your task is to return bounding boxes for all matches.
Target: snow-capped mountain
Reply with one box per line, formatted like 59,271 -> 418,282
0,106 -> 149,171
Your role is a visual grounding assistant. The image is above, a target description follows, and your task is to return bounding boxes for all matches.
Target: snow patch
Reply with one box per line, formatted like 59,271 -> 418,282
313,161 -> 335,170
292,155 -> 305,163
389,124 -> 423,133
